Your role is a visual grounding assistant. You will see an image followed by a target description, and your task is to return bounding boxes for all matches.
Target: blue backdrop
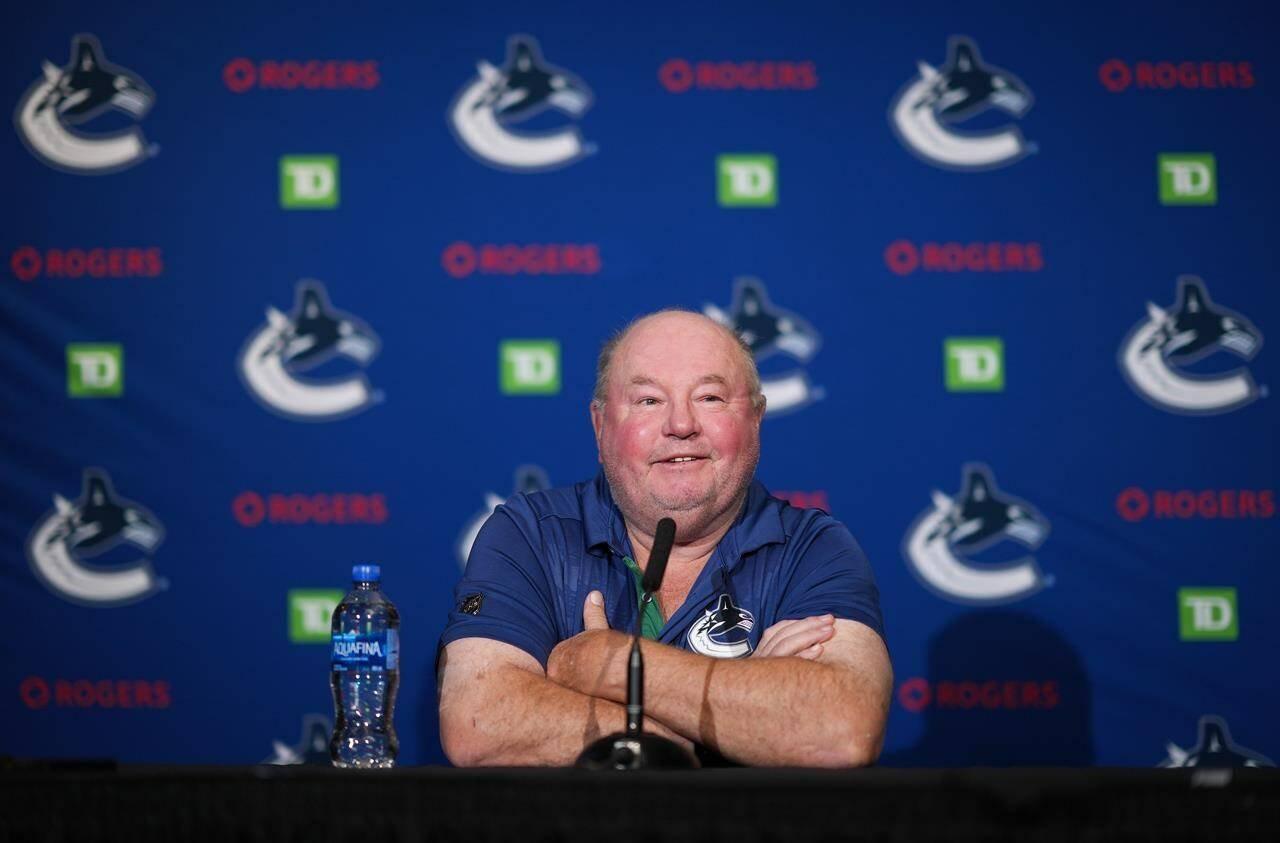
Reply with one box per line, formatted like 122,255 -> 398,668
3,0 -> 1277,767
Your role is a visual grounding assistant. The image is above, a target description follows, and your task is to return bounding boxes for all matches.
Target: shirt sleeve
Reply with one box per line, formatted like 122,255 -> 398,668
775,521 -> 885,641
438,505 -> 560,669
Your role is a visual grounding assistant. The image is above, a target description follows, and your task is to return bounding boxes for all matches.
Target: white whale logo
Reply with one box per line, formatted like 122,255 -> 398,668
902,464 -> 1050,605
14,34 -> 155,174
448,35 -> 595,172
26,469 -> 165,606
237,281 -> 382,422
1119,276 -> 1263,415
889,36 -> 1034,171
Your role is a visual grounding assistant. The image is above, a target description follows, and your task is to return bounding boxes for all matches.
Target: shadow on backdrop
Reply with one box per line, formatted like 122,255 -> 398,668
882,611 -> 1094,766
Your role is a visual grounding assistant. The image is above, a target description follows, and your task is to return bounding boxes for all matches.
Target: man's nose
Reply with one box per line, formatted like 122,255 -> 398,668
663,397 -> 699,438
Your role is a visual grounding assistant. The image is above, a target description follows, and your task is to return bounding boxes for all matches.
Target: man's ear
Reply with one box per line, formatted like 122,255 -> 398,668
589,401 -> 604,463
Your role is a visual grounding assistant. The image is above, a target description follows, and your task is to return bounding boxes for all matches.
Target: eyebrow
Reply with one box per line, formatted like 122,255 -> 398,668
627,375 -> 729,387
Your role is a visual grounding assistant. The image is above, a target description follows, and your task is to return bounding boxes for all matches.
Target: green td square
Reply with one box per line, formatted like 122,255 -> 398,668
67,344 -> 123,397
280,155 -> 339,209
500,340 -> 561,395
717,154 -> 778,207
288,589 -> 344,643
1179,587 -> 1237,641
1159,153 -> 1216,205
945,337 -> 1004,391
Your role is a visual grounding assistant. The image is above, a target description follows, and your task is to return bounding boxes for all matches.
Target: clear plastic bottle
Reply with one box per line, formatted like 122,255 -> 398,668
329,564 -> 400,768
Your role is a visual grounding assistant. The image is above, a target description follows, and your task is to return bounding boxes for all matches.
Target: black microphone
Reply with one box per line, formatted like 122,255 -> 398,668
576,517 -> 695,770
626,517 -> 675,736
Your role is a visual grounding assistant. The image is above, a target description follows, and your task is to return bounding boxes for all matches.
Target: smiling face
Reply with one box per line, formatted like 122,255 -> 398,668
591,312 -> 764,541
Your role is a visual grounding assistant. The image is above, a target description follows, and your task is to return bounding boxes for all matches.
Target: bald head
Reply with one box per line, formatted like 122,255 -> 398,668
592,309 -> 764,411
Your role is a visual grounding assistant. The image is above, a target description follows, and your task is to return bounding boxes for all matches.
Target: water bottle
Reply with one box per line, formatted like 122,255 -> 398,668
330,564 -> 400,768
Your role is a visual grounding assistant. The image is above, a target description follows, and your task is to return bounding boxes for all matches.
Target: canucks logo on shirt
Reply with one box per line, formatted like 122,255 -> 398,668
687,594 -> 755,658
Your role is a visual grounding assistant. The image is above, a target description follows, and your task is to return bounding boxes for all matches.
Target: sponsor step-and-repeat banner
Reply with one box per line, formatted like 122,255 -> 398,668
2,2 -> 1277,767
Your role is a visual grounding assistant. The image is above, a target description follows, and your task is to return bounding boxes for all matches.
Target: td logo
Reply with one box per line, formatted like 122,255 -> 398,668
280,155 -> 339,209
500,339 -> 560,395
1159,153 -> 1216,205
67,344 -> 123,397
945,337 -> 1003,391
288,589 -> 343,643
717,154 -> 777,207
1179,587 -> 1237,641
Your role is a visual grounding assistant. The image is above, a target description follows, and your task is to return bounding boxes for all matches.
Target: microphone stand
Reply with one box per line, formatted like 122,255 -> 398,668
576,521 -> 696,770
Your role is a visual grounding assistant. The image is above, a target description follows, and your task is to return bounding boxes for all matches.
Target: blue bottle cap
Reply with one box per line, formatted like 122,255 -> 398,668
352,564 -> 381,583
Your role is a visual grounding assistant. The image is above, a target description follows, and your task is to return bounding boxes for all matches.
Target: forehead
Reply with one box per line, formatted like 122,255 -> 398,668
611,313 -> 746,389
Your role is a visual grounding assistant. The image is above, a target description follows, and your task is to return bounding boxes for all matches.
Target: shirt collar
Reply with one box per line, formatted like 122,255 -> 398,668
583,472 -> 786,563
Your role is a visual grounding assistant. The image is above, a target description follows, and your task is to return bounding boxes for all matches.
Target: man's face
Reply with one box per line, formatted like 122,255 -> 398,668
592,313 -> 763,538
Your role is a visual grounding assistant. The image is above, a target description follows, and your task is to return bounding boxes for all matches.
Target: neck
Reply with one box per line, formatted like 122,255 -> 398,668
624,491 -> 747,572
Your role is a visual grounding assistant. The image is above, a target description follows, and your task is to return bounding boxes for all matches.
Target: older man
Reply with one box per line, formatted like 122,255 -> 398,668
438,310 -> 891,766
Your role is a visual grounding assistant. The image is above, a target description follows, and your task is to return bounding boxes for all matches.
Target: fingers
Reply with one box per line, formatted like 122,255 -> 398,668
582,590 -> 610,631
754,615 -> 835,658
751,618 -> 798,657
794,643 -> 824,660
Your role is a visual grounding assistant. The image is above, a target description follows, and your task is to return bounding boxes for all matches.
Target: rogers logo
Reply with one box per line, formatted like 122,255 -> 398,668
1116,487 -> 1275,522
1098,59 -> 1254,93
222,58 -> 380,92
884,240 -> 1043,276
442,242 -> 602,279
20,676 -> 171,710
10,246 -> 163,282
772,490 -> 830,512
232,491 -> 388,527
897,677 -> 1060,713
658,59 -> 818,93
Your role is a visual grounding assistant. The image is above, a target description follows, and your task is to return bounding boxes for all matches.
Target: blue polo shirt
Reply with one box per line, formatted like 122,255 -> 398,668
440,473 -> 884,668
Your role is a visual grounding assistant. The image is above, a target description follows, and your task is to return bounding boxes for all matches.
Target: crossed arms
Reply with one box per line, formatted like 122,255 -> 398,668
438,597 -> 892,767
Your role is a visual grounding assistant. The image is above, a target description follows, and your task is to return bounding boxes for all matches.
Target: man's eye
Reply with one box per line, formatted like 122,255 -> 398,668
699,394 -> 725,402
637,397 -> 660,406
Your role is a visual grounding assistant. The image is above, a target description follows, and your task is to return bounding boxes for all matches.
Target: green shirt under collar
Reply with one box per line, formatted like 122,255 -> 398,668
621,555 -> 665,640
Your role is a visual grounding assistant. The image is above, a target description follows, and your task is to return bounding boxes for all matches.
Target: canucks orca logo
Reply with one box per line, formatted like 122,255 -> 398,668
889,36 -> 1034,171
903,464 -> 1050,605
263,714 -> 334,765
14,34 -> 155,174
457,465 -> 551,569
25,469 -> 165,607
238,280 -> 382,422
1120,276 -> 1263,415
448,35 -> 595,172
1160,715 -> 1274,768
687,594 -> 755,659
704,277 -> 824,416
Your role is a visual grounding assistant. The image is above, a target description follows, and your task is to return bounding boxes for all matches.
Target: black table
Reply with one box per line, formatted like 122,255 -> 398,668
3,764 -> 1278,842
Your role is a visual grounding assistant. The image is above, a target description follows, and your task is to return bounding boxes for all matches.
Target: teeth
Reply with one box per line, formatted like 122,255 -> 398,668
670,457 -> 696,462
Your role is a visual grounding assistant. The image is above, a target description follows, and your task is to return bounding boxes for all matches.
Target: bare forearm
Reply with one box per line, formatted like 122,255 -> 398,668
440,662 -> 693,766
648,648 -> 883,766
557,641 -> 887,766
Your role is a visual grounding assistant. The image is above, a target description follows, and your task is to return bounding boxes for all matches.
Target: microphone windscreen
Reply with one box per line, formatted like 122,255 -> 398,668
642,518 -> 677,593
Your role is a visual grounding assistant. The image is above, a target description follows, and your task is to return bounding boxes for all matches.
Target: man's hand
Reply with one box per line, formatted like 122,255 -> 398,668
582,589 -> 610,631
547,591 -> 627,698
546,590 -> 696,756
752,615 -> 836,660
